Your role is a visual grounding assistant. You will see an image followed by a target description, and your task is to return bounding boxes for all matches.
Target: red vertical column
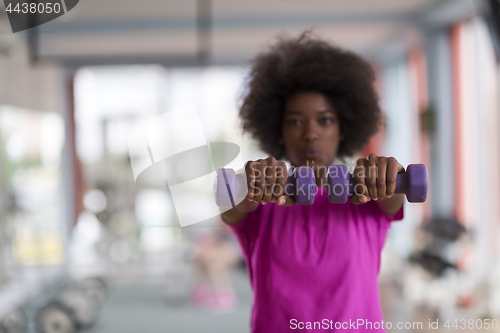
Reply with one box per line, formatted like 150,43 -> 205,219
67,71 -> 85,228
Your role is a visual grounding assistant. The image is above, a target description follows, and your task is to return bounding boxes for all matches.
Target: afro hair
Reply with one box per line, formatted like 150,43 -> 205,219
239,31 -> 382,160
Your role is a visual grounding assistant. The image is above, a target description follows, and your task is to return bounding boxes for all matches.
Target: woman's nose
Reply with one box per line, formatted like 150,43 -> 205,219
302,122 -> 320,141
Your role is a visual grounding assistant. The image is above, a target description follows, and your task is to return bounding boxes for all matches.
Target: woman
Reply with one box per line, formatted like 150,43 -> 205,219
222,31 -> 405,332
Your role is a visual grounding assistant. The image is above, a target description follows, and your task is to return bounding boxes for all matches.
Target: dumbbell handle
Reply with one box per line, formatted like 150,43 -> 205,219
215,166 -> 316,207
328,163 -> 428,203
346,172 -> 408,196
217,164 -> 428,206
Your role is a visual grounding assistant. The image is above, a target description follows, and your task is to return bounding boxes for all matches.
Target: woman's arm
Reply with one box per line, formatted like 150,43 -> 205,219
221,199 -> 259,225
375,193 -> 404,217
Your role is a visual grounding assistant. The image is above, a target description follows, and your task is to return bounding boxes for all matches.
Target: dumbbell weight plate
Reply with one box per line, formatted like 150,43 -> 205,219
286,166 -> 316,205
57,289 -> 99,329
405,164 -> 428,203
74,277 -> 108,307
215,168 -> 238,207
326,165 -> 350,203
36,303 -> 76,333
0,309 -> 26,333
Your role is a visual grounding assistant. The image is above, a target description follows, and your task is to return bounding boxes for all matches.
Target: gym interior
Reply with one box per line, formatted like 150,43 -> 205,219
1,0 -> 500,332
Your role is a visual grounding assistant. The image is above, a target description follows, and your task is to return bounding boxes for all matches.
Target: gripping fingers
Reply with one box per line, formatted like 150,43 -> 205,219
243,157 -> 289,206
271,161 -> 287,203
245,162 -> 257,202
366,154 -> 379,200
262,161 -> 276,204
277,195 -> 294,206
376,156 -> 388,199
386,157 -> 401,198
253,159 -> 267,203
352,159 -> 368,204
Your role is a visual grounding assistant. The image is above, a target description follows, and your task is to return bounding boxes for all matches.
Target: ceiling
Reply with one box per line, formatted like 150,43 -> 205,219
2,0 -> 483,67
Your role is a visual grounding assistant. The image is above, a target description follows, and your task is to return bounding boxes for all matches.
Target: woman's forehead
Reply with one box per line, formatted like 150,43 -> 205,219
285,92 -> 334,107
283,109 -> 335,115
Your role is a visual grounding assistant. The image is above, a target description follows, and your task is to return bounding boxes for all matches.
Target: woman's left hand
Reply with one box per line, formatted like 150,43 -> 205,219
351,153 -> 405,205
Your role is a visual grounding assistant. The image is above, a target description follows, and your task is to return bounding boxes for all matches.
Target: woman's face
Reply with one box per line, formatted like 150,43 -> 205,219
281,92 -> 341,170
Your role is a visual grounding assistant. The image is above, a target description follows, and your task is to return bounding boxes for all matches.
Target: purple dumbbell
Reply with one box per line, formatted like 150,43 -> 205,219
326,164 -> 428,203
214,166 -> 316,207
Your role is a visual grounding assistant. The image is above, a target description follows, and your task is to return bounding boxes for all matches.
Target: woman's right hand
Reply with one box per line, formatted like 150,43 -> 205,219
239,156 -> 295,209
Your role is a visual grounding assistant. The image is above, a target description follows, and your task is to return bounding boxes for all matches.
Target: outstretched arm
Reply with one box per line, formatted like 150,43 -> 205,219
375,194 -> 404,217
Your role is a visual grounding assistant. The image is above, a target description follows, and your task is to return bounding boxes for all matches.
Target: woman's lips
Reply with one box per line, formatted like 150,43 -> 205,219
304,149 -> 320,159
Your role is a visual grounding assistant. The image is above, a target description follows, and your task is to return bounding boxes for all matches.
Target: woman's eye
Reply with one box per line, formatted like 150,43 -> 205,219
288,119 -> 302,125
320,117 -> 334,125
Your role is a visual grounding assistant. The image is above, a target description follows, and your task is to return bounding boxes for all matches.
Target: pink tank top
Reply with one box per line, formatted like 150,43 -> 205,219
229,187 -> 404,332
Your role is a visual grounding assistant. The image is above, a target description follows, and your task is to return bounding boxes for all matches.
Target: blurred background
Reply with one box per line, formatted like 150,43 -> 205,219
0,0 -> 500,332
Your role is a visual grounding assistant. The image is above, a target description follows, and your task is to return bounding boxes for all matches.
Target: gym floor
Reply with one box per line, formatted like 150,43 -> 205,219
86,269 -> 252,333
85,275 -> 500,333
82,257 -> 500,333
